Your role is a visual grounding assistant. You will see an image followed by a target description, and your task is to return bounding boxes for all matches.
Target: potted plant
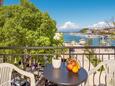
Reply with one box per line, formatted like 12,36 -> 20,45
52,55 -> 62,69
52,33 -> 62,69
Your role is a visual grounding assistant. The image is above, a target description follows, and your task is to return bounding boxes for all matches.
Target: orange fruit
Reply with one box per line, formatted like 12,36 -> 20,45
72,65 -> 78,73
67,58 -> 75,64
67,64 -> 73,71
71,60 -> 76,66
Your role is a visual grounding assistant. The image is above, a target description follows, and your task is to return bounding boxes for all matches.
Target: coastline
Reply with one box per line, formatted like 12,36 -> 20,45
63,33 -> 115,46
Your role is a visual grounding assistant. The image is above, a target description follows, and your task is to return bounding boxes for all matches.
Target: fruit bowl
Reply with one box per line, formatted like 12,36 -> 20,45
66,58 -> 80,73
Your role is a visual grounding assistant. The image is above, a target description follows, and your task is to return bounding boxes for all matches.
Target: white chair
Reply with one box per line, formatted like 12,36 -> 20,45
0,63 -> 35,86
0,58 -> 3,63
85,60 -> 115,86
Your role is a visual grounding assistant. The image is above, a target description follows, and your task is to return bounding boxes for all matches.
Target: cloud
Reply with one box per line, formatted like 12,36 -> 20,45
89,21 -> 114,29
59,21 -> 79,29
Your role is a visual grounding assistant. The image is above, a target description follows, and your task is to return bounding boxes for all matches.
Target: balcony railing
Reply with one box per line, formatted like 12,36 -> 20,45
0,46 -> 115,86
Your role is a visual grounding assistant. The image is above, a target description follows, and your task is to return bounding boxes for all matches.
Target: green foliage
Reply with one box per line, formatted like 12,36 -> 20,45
80,28 -> 89,33
86,38 -> 93,46
0,0 -> 63,64
0,1 -> 59,46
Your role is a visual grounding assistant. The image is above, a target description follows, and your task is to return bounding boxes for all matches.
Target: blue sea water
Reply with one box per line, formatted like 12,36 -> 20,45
63,33 -> 115,46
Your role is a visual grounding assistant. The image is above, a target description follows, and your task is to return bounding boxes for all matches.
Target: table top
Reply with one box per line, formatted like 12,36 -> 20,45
43,62 -> 88,86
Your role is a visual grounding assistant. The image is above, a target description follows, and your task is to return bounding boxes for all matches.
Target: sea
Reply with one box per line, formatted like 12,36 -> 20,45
63,33 -> 115,46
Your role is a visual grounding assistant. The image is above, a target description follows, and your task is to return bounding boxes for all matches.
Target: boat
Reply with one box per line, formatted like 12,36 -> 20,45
79,39 -> 86,45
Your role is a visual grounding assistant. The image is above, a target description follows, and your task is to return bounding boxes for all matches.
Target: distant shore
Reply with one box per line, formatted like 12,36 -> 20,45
63,33 -> 115,46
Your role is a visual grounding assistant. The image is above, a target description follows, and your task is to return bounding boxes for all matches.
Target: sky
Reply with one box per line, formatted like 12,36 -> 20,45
3,0 -> 115,31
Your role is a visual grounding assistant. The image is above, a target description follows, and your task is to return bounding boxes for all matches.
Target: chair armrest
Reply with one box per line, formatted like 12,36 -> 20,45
0,81 -> 11,86
12,65 -> 35,86
88,62 -> 104,75
85,62 -> 105,86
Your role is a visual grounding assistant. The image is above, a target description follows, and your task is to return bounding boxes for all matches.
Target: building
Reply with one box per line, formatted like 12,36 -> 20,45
0,0 -> 3,6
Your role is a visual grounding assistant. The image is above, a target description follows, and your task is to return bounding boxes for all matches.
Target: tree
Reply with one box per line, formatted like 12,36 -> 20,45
0,0 -> 63,64
0,0 -> 61,46
80,28 -> 89,33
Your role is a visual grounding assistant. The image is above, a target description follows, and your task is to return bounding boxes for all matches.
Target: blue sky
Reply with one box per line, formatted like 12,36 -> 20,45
3,0 -> 115,31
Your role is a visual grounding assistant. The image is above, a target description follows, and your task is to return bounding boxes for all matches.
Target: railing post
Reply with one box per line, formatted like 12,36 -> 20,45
69,48 -> 71,58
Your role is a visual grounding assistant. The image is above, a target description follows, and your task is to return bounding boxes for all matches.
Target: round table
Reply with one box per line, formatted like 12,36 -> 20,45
43,62 -> 88,86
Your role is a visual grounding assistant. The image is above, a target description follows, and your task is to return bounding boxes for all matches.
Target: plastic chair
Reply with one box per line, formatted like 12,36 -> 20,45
85,60 -> 115,86
0,63 -> 35,86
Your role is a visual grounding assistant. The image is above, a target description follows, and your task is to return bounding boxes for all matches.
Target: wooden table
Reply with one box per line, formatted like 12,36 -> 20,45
43,62 -> 88,86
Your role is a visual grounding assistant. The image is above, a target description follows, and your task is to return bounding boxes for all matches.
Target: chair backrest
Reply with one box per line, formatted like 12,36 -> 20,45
103,60 -> 115,86
86,60 -> 115,86
0,63 -> 13,86
103,60 -> 115,73
0,58 -> 3,63
0,63 -> 35,86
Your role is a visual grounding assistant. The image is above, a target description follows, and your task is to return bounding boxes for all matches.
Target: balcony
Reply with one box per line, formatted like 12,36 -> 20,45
0,46 -> 115,86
